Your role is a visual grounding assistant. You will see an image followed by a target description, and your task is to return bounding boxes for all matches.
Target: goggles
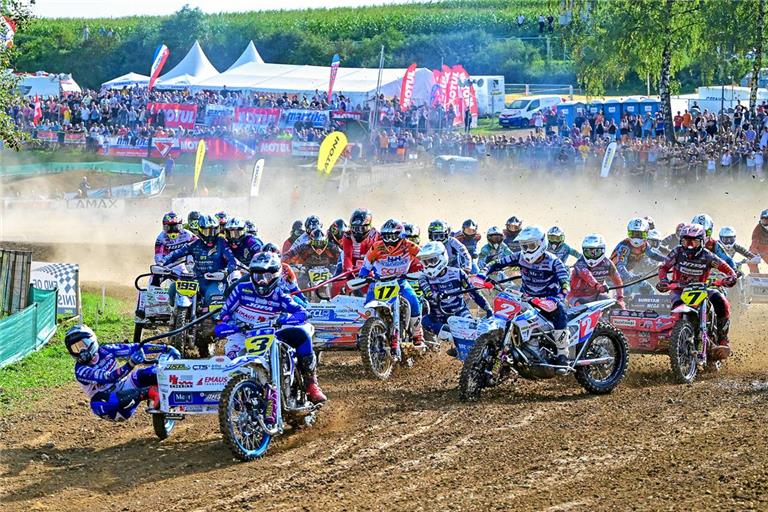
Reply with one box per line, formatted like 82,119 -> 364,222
310,239 -> 327,250
429,231 -> 448,241
227,228 -> 244,240
199,227 -> 217,239
720,236 -> 735,246
463,227 -> 477,236
761,217 -> 768,226
164,223 -> 180,234
488,235 -> 503,244
381,232 -> 401,244
421,255 -> 441,267
520,241 -> 540,253
681,237 -> 702,249
583,247 -> 604,259
351,224 -> 368,234
506,223 -> 521,231
250,269 -> 278,286
68,339 -> 89,355
547,235 -> 564,244
628,230 -> 648,240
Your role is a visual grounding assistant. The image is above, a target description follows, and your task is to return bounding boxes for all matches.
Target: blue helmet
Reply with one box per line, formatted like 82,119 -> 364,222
65,325 -> 99,364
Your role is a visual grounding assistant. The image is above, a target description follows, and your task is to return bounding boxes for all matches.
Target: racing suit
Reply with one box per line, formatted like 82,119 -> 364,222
282,235 -> 301,255
704,239 -> 736,270
610,239 -> 665,295
229,234 -> 264,267
503,229 -> 522,251
218,280 -> 323,402
549,242 -> 582,266
723,242 -> 760,271
660,232 -> 679,255
75,343 -> 172,421
658,246 -> 736,349
568,257 -> 624,307
360,239 -> 424,342
152,229 -> 196,285
164,237 -> 236,306
337,229 -> 379,296
454,232 -> 482,260
442,236 -> 472,273
418,267 -> 491,336
749,223 -> 768,273
283,242 -> 342,290
477,242 -> 513,270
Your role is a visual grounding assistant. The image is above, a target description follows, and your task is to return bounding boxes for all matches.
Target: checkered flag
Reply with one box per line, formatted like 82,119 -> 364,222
36,263 -> 79,294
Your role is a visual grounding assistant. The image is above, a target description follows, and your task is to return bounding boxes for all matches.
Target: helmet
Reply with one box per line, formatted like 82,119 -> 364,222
162,212 -> 182,237
679,223 -> 705,259
403,223 -> 421,244
691,213 -> 714,239
187,210 -> 201,232
546,226 -> 565,247
760,209 -> 768,231
249,252 -> 282,296
309,228 -> 328,254
647,229 -> 661,248
350,208 -> 373,242
197,215 -> 219,246
487,226 -> 503,248
505,216 -> 522,233
515,225 -> 548,263
380,219 -> 405,250
582,233 -> 606,267
627,217 -> 650,248
328,218 -> 348,245
261,242 -> 280,255
417,242 -> 449,278
224,217 -> 247,247
215,211 -> 229,232
291,220 -> 304,238
304,215 -> 322,233
462,219 -> 478,237
719,226 -> 736,248
675,222 -> 686,237
65,324 -> 99,364
643,216 -> 656,230
244,220 -> 258,236
428,219 -> 450,242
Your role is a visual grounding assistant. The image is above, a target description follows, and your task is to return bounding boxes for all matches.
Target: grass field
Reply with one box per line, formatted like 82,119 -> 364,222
0,291 -> 134,411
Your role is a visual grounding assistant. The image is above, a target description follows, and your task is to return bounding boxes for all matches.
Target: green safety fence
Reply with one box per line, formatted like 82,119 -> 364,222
0,286 -> 58,369
0,161 -> 204,177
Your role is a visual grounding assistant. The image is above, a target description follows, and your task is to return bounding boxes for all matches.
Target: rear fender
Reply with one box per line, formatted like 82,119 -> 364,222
671,304 -> 696,315
364,300 -> 393,311
175,295 -> 193,308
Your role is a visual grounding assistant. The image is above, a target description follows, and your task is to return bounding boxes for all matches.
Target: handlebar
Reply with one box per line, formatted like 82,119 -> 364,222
138,310 -> 216,347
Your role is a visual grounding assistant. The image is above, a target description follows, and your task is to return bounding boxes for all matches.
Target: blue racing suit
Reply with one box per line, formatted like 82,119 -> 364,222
610,239 -> 665,295
705,239 -> 736,270
218,280 -> 312,359
486,251 -> 570,329
165,237 -> 236,306
549,242 -> 581,266
75,343 -> 172,421
418,267 -> 491,335
442,237 -> 473,273
229,234 -> 264,266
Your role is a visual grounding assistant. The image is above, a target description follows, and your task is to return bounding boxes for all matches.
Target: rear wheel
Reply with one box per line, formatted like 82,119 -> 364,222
458,332 -> 500,402
219,374 -> 272,461
669,319 -> 698,384
574,322 -> 629,394
170,308 -> 189,356
359,317 -> 394,380
152,413 -> 175,440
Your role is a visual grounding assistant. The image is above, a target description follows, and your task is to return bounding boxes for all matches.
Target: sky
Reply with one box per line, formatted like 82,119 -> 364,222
33,0 -> 420,19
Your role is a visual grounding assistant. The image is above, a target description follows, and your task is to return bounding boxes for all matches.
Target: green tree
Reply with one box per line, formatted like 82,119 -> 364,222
0,0 -> 34,150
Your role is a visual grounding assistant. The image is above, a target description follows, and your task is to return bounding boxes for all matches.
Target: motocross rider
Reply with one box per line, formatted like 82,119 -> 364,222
152,211 -> 196,285
748,209 -> 768,273
719,226 -> 761,267
343,208 -> 379,272
503,216 -> 523,251
163,214 -> 236,305
568,234 -> 625,308
66,325 -> 174,420
547,226 -> 582,266
416,242 -> 492,356
359,219 -> 424,348
217,252 -> 326,403
404,223 -> 421,245
184,210 -> 201,237
260,243 -> 306,303
691,213 -> 736,270
327,218 -> 348,275
224,217 -> 263,266
454,219 -> 482,262
660,222 -> 686,255
283,229 -> 342,290
282,220 -> 305,254
478,226 -> 513,270
214,211 -> 229,235
428,219 -> 472,273
657,223 -> 737,360
289,215 -> 323,252
483,225 -> 571,371
610,217 -> 665,295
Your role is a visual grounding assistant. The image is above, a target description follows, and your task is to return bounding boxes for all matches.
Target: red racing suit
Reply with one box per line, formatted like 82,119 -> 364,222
567,257 -> 624,307
342,229 -> 379,272
749,224 -> 768,273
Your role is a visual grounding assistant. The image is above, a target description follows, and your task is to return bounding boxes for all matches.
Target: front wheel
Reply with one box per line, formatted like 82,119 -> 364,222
668,318 -> 698,384
170,307 -> 189,355
458,332 -> 500,402
152,413 -> 175,440
574,322 -> 629,394
359,317 -> 395,380
219,374 -> 272,461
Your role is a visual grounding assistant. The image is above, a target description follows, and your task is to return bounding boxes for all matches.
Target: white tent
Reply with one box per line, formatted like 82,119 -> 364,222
101,72 -> 150,90
225,41 -> 265,71
194,62 -> 434,107
17,72 -> 81,97
155,41 -> 219,90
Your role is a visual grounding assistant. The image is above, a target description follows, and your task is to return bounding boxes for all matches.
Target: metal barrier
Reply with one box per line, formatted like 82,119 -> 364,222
0,249 -> 32,317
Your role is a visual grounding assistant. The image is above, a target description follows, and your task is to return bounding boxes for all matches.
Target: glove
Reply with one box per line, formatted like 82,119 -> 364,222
750,255 -> 762,265
214,322 -> 237,338
129,348 -> 145,367
656,279 -> 670,293
275,313 -> 289,328
616,298 -> 626,310
722,275 -> 738,287
597,283 -> 609,293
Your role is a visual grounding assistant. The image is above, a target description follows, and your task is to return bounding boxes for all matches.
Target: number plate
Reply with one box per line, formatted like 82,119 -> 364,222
176,280 -> 199,297
680,289 -> 707,307
373,281 -> 400,301
308,268 -> 332,284
245,328 -> 276,356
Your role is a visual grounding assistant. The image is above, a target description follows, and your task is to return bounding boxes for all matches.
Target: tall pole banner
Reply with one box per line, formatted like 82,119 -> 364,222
399,63 -> 418,112
148,44 -> 170,91
193,139 -> 206,193
250,158 -> 265,197
456,65 -> 479,126
449,65 -> 463,125
430,69 -> 443,106
328,53 -> 341,99
317,131 -> 348,175
440,65 -> 452,108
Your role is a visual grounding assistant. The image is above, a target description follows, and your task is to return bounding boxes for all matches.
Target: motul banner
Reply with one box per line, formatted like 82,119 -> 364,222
446,66 -> 462,116
147,102 -> 198,129
440,65 -> 452,108
399,63 -> 418,112
453,65 -> 479,127
257,140 -> 292,156
233,107 -> 281,132
331,111 -> 363,120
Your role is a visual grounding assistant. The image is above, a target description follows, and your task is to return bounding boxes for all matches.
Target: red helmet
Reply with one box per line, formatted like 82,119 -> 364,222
162,212 -> 182,236
679,223 -> 705,258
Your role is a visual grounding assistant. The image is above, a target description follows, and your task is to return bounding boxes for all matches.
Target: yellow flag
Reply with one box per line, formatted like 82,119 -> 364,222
193,139 -> 206,193
316,131 -> 347,175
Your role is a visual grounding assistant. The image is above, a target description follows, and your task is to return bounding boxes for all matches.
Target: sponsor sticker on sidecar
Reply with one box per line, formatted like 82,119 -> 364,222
158,358 -> 235,413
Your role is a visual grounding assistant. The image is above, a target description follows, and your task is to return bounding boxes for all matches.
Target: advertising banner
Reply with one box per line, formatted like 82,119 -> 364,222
256,140 -> 292,156
399,63 -> 418,112
204,104 -> 234,127
317,131 -> 348,175
147,102 -> 198,129
292,140 -> 321,157
233,107 -> 281,132
30,261 -> 80,317
281,109 -> 330,130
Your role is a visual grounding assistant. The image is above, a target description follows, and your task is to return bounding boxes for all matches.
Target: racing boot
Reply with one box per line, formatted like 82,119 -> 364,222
712,318 -> 732,361
298,354 -> 327,404
147,385 -> 160,411
553,329 -> 570,375
409,317 -> 425,348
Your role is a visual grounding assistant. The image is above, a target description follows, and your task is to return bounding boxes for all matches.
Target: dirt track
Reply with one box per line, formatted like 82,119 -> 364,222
2,307 -> 767,511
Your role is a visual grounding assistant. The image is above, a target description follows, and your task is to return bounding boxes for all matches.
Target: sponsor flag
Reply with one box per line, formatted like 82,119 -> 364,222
33,95 -> 42,125
193,139 -> 206,193
601,141 -> 618,178
440,65 -> 452,108
316,131 -> 348,175
328,53 -> 341,99
250,159 -> 265,197
399,63 -> 418,112
1,16 -> 16,49
148,44 -> 170,91
454,65 -> 479,127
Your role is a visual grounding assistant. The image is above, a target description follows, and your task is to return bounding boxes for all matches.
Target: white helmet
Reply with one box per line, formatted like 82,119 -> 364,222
627,217 -> 649,248
760,209 -> 768,231
417,241 -> 449,278
691,213 -> 714,238
719,226 -> 736,248
516,225 -> 548,263
647,229 -> 661,248
582,233 -> 606,267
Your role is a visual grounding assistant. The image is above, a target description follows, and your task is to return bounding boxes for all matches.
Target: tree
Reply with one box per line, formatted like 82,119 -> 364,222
0,0 -> 34,150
